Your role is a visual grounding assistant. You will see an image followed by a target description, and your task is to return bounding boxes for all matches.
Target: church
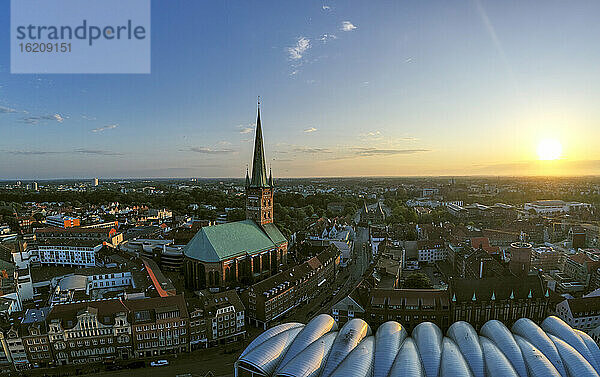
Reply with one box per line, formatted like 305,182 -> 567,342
183,104 -> 288,290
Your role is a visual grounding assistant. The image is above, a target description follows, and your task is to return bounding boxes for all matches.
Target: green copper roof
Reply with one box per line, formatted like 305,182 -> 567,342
262,223 -> 287,246
183,220 -> 286,262
250,106 -> 270,188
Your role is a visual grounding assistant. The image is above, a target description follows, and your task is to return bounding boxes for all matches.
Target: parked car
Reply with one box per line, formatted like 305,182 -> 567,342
150,360 -> 169,367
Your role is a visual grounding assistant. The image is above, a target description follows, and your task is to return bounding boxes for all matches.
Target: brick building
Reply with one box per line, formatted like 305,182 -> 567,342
242,246 -> 340,329
183,106 -> 287,289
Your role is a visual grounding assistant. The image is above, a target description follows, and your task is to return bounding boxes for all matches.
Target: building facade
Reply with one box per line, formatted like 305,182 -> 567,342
243,246 -> 340,329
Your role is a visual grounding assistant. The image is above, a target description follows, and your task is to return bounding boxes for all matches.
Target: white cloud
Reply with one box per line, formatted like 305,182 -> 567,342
238,123 -> 256,134
91,124 -> 118,133
182,147 -> 234,154
341,21 -> 357,31
288,37 -> 311,60
322,5 -> 331,10
319,33 -> 337,43
21,114 -> 65,125
0,106 -> 17,113
304,127 -> 318,133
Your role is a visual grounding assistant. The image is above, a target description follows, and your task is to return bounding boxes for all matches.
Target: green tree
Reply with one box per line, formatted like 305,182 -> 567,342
403,272 -> 433,289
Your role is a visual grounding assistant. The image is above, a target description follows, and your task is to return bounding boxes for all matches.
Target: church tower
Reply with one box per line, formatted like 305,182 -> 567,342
246,101 -> 274,225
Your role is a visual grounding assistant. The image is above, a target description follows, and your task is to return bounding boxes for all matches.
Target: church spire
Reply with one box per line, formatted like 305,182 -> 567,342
245,167 -> 250,188
269,167 -> 273,187
250,98 -> 269,188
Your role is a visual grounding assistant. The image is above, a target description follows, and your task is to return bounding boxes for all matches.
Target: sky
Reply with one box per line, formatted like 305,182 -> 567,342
1,0 -> 600,179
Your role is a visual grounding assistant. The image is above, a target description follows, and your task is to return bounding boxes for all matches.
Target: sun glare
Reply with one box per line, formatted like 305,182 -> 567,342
537,138 -> 562,160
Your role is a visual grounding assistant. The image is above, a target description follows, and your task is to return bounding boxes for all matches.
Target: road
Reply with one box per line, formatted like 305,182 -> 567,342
292,226 -> 371,322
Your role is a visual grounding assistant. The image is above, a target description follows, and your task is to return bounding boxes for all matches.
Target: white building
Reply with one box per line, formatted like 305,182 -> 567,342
417,240 -> 446,263
555,295 -> 600,331
37,241 -> 101,267
524,200 -> 592,215
50,272 -> 134,305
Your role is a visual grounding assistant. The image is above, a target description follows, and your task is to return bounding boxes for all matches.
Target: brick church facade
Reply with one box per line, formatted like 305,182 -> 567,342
183,104 -> 288,290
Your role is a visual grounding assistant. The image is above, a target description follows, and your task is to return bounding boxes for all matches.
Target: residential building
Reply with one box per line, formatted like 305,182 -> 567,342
243,246 -> 339,329
531,246 -> 562,272
563,252 -> 600,286
21,308 -> 53,368
188,290 -> 245,348
35,226 -> 123,247
127,295 -> 189,358
555,295 -> 600,331
37,239 -> 102,267
47,299 -> 132,365
416,239 -> 446,264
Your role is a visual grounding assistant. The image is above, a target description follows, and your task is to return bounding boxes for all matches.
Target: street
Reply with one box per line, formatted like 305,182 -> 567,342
289,226 -> 371,322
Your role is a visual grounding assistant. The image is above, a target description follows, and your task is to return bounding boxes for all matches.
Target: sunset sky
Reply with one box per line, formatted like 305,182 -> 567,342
1,0 -> 600,179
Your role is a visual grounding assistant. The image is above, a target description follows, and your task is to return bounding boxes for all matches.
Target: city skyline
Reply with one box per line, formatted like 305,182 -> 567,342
2,1 -> 600,179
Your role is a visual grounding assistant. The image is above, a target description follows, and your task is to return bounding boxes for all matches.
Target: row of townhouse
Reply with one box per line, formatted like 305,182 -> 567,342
0,295 -> 190,370
242,245 -> 340,329
0,290 -> 247,371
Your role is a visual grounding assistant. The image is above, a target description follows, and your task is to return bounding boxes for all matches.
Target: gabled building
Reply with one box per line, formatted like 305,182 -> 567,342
188,290 -> 245,348
47,299 -> 132,365
555,295 -> 600,331
21,308 -> 53,368
126,295 -> 189,358
183,104 -> 288,289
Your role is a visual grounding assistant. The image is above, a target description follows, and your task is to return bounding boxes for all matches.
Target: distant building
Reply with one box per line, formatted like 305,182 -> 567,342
32,182 -> 38,191
45,215 -> 80,229
531,246 -> 562,272
359,201 -> 386,225
35,226 -> 123,246
524,200 -> 592,215
416,239 -> 446,264
37,240 -> 102,268
569,226 -> 587,249
93,178 -> 99,186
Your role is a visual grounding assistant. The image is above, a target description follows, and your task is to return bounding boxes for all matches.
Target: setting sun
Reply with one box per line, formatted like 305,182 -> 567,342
537,138 -> 562,160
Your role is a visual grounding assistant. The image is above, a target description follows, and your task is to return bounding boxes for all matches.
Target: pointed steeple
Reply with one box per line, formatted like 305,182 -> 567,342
452,293 -> 456,302
472,292 -> 477,301
245,167 -> 250,188
268,167 -> 273,187
545,289 -> 549,298
527,289 -> 532,299
509,290 -> 514,299
250,98 -> 269,188
491,291 -> 496,300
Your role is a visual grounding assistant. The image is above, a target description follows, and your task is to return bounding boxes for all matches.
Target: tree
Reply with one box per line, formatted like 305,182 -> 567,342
403,272 -> 433,289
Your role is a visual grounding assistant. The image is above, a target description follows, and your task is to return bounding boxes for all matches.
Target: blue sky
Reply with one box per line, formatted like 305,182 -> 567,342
2,0 -> 600,179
